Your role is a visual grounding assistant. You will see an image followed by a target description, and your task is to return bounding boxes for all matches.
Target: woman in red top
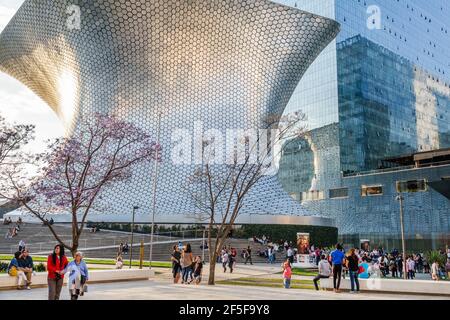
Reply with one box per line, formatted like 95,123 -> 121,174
47,244 -> 68,300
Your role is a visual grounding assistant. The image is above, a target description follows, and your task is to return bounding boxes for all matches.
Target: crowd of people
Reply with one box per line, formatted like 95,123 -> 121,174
6,243 -> 89,300
307,244 -> 450,293
4,230 -> 450,297
253,237 -> 296,264
171,242 -> 203,285
220,245 -> 238,272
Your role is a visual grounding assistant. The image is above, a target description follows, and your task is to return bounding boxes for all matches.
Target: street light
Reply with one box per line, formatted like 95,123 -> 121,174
395,194 -> 407,280
149,111 -> 162,270
129,205 -> 139,268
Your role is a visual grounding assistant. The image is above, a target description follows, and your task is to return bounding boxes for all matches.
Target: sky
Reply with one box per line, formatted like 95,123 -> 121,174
0,0 -> 64,152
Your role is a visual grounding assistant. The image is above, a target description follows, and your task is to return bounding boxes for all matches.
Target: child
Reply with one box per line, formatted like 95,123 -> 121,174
282,259 -> 292,289
191,256 -> 203,284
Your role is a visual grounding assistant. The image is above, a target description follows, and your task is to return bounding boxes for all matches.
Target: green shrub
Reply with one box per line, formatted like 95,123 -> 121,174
0,262 -> 9,273
238,224 -> 338,247
34,262 -> 46,272
425,250 -> 447,267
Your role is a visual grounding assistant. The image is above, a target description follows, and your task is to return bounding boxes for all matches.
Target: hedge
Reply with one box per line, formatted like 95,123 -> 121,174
235,224 -> 338,248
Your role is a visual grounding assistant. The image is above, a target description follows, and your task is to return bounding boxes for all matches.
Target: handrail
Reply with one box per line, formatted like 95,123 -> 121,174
343,160 -> 450,177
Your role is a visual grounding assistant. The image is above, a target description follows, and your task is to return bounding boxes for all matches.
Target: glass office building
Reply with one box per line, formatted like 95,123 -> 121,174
276,0 -> 450,250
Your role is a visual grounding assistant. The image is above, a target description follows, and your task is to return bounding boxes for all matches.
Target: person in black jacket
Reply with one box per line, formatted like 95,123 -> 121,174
346,248 -> 360,293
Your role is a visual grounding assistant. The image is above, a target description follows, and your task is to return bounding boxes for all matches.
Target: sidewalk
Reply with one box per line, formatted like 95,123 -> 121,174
1,279 -> 448,300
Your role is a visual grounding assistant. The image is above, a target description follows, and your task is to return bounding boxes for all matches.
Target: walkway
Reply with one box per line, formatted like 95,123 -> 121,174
1,279 -> 447,300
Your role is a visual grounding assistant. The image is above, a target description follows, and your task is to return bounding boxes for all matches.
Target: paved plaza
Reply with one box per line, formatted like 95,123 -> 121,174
1,279 -> 448,300
1,264 -> 449,300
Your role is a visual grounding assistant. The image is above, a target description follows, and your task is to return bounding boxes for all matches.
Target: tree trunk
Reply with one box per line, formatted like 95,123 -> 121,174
70,238 -> 79,258
208,253 -> 216,285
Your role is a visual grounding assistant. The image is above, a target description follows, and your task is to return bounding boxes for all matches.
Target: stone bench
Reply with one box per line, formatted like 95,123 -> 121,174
0,269 -> 154,290
319,277 -> 450,296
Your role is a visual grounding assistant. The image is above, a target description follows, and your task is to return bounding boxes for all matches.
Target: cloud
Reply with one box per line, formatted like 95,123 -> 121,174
0,73 -> 64,153
0,1 -> 62,152
0,5 -> 16,33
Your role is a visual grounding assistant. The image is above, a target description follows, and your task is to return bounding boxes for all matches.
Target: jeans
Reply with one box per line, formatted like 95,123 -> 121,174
48,278 -> 64,300
244,256 -> 253,265
228,259 -> 234,273
283,278 -> 291,289
313,275 -> 329,290
332,264 -> 342,290
349,271 -> 360,292
182,266 -> 193,283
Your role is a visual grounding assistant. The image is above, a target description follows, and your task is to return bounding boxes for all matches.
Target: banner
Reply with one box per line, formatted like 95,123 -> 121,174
296,233 -> 310,254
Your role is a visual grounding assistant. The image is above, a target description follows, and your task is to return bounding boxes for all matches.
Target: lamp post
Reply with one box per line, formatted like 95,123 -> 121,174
202,228 -> 206,262
149,111 -> 162,270
129,205 -> 139,268
396,194 -> 407,280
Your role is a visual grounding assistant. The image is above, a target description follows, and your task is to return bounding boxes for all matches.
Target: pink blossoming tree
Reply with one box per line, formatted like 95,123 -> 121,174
0,113 -> 161,256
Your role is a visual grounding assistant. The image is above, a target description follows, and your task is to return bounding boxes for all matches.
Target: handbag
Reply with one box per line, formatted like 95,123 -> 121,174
8,266 -> 17,277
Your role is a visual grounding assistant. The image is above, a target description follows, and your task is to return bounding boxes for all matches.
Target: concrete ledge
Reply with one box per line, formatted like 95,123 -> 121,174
0,269 -> 154,290
320,277 -> 450,296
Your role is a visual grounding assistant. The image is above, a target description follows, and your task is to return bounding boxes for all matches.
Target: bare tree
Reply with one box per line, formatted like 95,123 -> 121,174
0,115 -> 34,166
0,115 -> 35,209
0,113 -> 161,257
186,112 -> 306,285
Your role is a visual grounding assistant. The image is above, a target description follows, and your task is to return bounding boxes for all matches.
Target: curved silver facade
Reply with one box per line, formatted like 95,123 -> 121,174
0,0 -> 339,223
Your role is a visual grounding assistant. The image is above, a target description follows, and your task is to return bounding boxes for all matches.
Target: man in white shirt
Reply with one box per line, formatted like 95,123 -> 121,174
313,255 -> 331,290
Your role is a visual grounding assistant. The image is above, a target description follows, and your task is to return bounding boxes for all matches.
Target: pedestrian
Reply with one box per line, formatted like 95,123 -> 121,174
313,254 -> 331,290
231,247 -> 237,264
244,246 -> 253,265
282,259 -> 292,289
446,259 -> 450,279
330,243 -> 345,293
191,256 -> 203,285
115,253 -> 124,269
287,246 -> 294,264
7,251 -> 28,290
229,248 -> 236,273
406,256 -> 415,279
171,245 -> 182,284
47,244 -> 68,300
18,239 -> 26,252
18,249 -> 33,289
314,248 -> 321,266
221,248 -> 229,273
389,257 -> 397,278
396,256 -> 404,278
346,248 -> 360,293
63,252 -> 89,300
123,242 -> 129,255
431,260 -> 440,281
267,246 -> 274,264
181,243 -> 193,284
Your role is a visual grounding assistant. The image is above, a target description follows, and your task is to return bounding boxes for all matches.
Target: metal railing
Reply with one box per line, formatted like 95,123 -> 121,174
6,228 -> 206,254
